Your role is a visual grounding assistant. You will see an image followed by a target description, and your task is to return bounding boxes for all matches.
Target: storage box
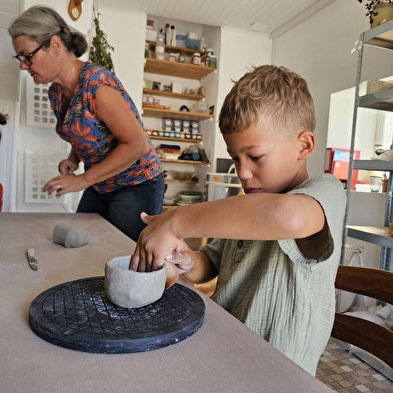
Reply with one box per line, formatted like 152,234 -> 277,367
186,38 -> 200,50
192,101 -> 209,113
359,80 -> 393,96
176,35 -> 186,48
146,29 -> 157,42
171,82 -> 182,94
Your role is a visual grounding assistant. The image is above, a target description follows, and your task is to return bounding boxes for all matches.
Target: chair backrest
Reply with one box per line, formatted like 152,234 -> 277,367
331,265 -> 393,369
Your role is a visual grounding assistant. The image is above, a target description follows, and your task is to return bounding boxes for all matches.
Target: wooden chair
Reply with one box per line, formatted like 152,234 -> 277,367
331,265 -> 393,369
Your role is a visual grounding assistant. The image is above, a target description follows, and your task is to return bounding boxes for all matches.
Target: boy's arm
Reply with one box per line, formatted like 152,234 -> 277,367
131,193 -> 325,272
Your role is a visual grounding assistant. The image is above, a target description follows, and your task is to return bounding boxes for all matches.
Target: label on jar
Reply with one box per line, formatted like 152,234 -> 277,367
208,56 -> 216,68
192,53 -> 201,65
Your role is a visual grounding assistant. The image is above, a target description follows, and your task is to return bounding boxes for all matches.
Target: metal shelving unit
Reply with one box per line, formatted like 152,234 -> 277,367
344,20 -> 393,272
342,23 -> 393,380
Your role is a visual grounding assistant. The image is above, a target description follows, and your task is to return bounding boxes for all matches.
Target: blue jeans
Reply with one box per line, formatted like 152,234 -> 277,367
77,173 -> 165,242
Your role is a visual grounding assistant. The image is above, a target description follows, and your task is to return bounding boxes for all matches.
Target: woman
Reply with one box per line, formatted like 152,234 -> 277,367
8,6 -> 164,241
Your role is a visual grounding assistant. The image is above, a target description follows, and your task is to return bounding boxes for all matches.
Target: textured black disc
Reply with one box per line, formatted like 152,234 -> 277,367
29,277 -> 205,354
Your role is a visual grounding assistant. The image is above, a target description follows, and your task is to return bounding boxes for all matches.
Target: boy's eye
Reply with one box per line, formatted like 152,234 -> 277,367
251,155 -> 262,161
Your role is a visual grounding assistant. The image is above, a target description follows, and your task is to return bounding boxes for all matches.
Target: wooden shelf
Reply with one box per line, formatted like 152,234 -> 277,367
142,106 -> 213,121
149,135 -> 202,144
144,58 -> 216,80
165,179 -> 198,184
146,41 -> 204,56
161,158 -> 210,165
143,88 -> 204,101
163,205 -> 177,210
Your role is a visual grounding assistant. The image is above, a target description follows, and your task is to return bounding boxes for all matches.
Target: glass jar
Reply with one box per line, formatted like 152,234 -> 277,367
169,53 -> 176,62
192,53 -> 201,65
178,52 -> 186,63
155,37 -> 165,60
208,55 -> 216,68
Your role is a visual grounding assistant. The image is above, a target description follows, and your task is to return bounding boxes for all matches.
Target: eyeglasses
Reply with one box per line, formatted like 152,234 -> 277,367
13,42 -> 46,66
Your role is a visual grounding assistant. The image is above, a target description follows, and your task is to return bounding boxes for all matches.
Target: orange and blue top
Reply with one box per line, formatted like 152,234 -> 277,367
48,61 -> 161,193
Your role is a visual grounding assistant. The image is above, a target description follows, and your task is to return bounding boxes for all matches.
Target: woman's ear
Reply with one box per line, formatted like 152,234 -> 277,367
297,130 -> 316,160
49,35 -> 62,56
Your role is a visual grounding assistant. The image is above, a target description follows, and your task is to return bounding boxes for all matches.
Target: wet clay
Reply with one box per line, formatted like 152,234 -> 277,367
105,255 -> 166,308
53,224 -> 90,248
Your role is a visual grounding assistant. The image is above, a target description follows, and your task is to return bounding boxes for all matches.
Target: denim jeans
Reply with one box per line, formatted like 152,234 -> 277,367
77,173 -> 165,242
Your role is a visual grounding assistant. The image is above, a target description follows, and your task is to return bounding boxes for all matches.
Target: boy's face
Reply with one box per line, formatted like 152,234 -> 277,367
223,118 -> 313,194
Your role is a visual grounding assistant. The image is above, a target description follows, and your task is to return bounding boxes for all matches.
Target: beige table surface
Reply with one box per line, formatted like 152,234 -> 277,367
0,213 -> 332,393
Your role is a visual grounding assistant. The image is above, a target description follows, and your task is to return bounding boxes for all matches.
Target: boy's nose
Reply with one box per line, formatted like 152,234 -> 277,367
236,164 -> 252,181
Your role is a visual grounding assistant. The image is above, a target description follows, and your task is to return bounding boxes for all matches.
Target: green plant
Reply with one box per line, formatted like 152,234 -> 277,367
89,8 -> 115,73
357,0 -> 393,23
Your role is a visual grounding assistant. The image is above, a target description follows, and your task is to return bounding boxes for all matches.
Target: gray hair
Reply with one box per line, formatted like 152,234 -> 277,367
8,5 -> 88,58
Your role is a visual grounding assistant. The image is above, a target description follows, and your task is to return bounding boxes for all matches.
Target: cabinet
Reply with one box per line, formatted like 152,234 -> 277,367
344,20 -> 393,273
142,40 -> 217,206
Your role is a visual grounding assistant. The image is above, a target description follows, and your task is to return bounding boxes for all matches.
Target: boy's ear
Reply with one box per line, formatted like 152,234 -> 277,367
297,130 -> 315,160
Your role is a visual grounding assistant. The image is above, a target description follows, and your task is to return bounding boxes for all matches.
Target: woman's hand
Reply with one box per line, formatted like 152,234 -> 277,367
42,173 -> 88,196
58,159 -> 79,175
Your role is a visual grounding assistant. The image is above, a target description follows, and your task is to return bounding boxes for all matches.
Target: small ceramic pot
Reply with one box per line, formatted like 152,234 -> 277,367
371,3 -> 393,28
105,255 -> 166,308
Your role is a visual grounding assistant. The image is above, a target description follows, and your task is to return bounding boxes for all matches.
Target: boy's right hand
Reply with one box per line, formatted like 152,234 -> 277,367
130,211 -> 191,274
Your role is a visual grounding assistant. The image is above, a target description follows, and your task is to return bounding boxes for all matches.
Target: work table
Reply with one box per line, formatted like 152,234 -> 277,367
0,213 -> 331,393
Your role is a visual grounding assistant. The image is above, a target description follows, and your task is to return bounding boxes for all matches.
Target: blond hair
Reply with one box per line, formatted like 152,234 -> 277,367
219,65 -> 315,136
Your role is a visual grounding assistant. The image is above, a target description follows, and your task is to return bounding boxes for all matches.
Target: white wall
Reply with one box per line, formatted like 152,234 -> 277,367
10,0 -> 93,212
0,0 -> 20,212
271,0 -> 392,271
273,0 -> 369,176
213,27 -> 272,161
98,8 -> 146,113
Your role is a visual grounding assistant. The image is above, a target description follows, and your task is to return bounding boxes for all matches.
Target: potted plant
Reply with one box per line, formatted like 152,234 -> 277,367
89,8 -> 115,73
357,0 -> 393,27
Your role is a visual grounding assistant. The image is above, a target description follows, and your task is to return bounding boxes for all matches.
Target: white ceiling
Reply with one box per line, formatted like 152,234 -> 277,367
97,0 -> 335,38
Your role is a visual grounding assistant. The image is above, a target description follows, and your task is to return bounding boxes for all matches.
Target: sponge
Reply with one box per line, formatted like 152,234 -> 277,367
53,224 -> 90,248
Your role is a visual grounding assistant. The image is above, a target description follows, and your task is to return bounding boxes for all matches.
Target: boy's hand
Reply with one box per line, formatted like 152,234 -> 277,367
129,212 -> 185,273
164,243 -> 195,287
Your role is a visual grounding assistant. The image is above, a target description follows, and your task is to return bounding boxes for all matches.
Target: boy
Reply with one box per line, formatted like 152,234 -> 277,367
130,65 -> 346,375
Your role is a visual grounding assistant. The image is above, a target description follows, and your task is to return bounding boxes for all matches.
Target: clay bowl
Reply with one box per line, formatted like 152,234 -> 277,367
105,255 -> 167,308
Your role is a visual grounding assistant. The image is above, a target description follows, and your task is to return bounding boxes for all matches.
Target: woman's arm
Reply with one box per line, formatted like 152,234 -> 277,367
81,85 -> 148,185
43,85 -> 149,195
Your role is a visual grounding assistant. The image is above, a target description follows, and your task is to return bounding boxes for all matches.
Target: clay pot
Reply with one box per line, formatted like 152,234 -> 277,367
371,3 -> 393,28
105,255 -> 166,308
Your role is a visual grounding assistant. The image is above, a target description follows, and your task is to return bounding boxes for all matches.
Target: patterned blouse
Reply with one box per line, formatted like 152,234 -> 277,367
48,61 -> 161,193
